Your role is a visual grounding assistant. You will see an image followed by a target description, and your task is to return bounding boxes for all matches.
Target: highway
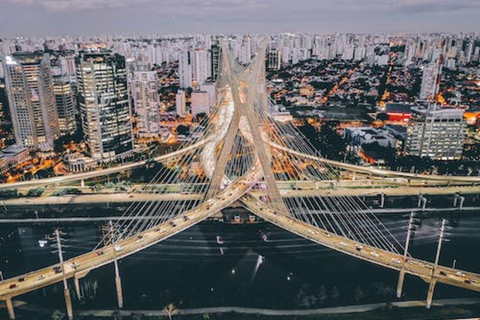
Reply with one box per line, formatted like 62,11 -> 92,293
0,137 -> 211,190
268,140 -> 480,185
1,184 -> 478,207
240,193 -> 480,293
0,163 -> 263,301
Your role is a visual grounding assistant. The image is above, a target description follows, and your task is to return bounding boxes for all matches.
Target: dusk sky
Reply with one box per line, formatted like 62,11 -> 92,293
1,0 -> 479,37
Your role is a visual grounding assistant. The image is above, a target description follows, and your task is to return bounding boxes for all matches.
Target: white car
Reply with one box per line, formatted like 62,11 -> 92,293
370,251 -> 380,258
114,245 -> 123,252
455,271 -> 466,278
391,258 -> 401,264
339,242 -> 348,247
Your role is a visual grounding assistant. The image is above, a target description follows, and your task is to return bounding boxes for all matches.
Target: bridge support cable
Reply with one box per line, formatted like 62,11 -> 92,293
93,98 -> 226,246
263,113 -> 405,253
247,92 -> 403,253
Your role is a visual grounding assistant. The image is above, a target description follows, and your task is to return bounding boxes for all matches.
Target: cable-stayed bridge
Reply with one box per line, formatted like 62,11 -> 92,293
1,42 -> 480,320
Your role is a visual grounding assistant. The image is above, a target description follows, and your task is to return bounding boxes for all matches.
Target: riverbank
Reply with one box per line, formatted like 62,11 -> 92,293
8,297 -> 480,320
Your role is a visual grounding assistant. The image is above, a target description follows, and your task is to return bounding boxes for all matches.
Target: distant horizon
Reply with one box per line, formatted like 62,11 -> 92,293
1,0 -> 479,38
1,30 -> 479,40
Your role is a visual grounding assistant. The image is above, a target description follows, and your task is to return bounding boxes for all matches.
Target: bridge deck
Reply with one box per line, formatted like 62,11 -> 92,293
240,194 -> 480,293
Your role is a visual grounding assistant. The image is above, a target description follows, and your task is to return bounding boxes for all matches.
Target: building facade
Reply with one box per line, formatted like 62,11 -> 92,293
176,90 -> 187,117
405,106 -> 466,160
3,53 -> 60,149
133,69 -> 160,137
76,50 -> 134,160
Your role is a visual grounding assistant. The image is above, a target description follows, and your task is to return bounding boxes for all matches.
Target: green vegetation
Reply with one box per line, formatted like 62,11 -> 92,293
52,188 -> 83,196
26,188 -> 44,197
0,188 -> 18,199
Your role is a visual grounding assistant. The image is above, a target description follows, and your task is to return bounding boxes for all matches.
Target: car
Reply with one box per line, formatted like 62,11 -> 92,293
391,258 -> 401,264
307,229 -> 314,235
18,277 -> 26,282
155,228 -> 165,232
183,216 -> 190,222
9,284 -> 17,289
324,232 -> 331,238
355,245 -> 363,252
439,271 -> 447,276
170,221 -> 177,227
136,236 -> 144,243
370,251 -> 380,258
339,242 -> 347,247
53,266 -> 62,274
465,279 -> 472,284
114,245 -> 123,252
96,251 -> 104,256
455,271 -> 466,277
71,262 -> 78,269
37,275 -> 46,281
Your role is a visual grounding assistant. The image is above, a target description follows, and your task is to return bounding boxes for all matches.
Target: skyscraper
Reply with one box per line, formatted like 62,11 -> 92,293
179,50 -> 192,89
405,106 -> 466,160
133,67 -> 160,137
191,49 -> 209,86
53,74 -> 77,136
419,64 -> 440,101
3,53 -> 59,149
210,44 -> 221,81
76,50 -> 133,159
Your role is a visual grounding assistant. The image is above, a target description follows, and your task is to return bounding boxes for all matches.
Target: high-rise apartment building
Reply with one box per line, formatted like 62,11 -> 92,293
267,47 -> 282,71
419,64 -> 440,101
192,49 -> 209,86
133,68 -> 160,137
405,106 -> 466,160
179,50 -> 192,89
200,82 -> 216,109
210,44 -> 221,81
176,90 -> 187,117
3,53 -> 59,149
76,50 -> 133,159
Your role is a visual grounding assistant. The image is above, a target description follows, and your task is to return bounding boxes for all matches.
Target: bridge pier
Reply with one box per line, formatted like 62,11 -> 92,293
6,298 -> 15,319
418,194 -> 427,211
426,278 -> 437,309
396,269 -> 406,298
114,260 -> 123,308
74,277 -> 82,300
396,212 -> 415,298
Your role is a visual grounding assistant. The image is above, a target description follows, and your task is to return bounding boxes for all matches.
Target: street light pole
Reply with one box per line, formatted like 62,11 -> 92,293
55,229 -> 73,320
396,211 -> 415,298
426,218 -> 446,309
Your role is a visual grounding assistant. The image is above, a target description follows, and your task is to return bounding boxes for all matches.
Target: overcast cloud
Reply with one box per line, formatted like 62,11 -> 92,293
1,0 -> 479,37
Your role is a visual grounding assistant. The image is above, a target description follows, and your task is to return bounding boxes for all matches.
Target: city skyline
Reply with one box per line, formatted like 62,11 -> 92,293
1,0 -> 480,37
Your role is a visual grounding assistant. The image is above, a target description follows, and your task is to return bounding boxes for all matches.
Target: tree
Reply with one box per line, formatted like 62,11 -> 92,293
27,188 -> 44,197
175,125 -> 190,136
376,112 -> 389,122
162,303 -> 178,320
195,112 -> 208,123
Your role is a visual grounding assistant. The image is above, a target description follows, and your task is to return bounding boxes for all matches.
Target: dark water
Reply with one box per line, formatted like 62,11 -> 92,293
1,210 -> 480,314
